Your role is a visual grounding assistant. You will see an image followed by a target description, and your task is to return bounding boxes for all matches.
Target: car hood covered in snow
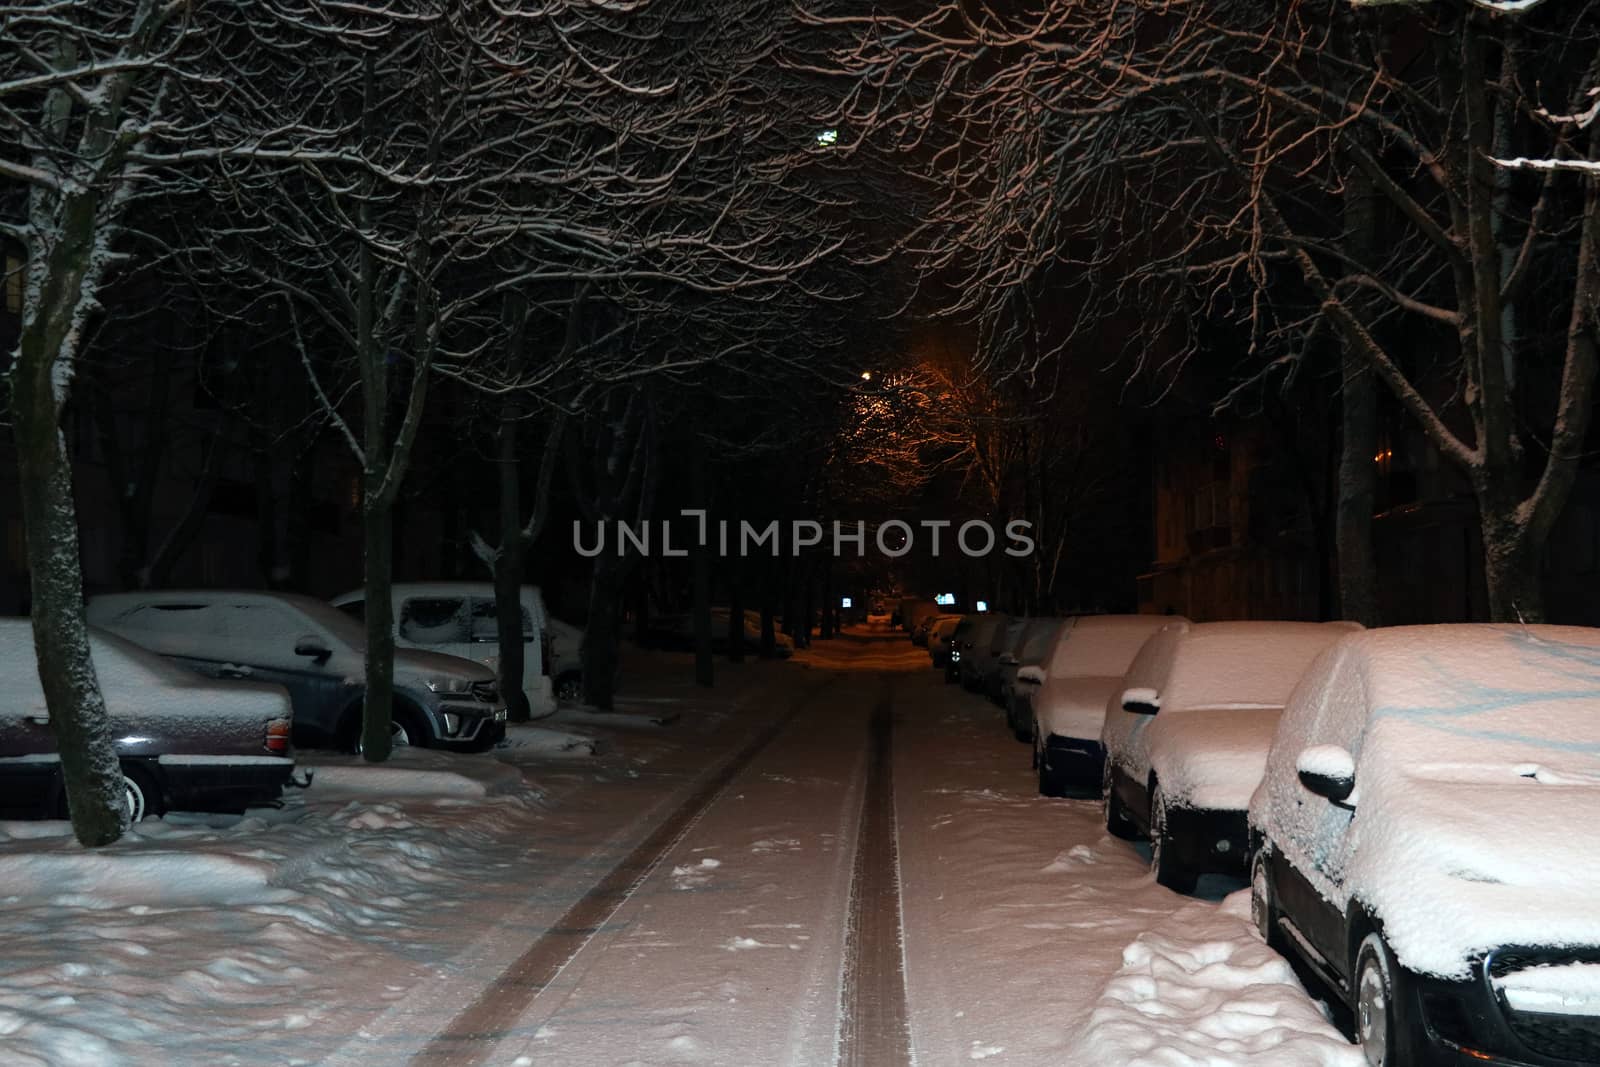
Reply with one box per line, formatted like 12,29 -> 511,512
1036,675 -> 1122,741
395,647 -> 496,686
1355,760 -> 1600,979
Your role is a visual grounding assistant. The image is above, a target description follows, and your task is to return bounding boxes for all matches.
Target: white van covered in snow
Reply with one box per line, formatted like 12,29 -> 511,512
331,583 -> 583,719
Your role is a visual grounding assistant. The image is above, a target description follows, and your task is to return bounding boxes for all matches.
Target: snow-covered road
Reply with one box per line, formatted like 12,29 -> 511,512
0,629 -> 1362,1066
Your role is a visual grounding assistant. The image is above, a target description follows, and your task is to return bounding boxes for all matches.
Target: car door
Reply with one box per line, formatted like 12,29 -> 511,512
216,602 -> 351,741
1267,650 -> 1360,980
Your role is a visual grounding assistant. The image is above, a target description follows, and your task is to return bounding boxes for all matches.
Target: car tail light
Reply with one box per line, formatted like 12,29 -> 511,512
265,718 -> 292,756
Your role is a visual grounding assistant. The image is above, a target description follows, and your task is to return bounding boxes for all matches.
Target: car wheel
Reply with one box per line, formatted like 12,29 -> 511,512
122,763 -> 163,823
1103,763 -> 1140,840
555,671 -> 584,704
1037,737 -> 1069,798
1250,850 -> 1281,949
1151,786 -> 1197,894
1353,932 -> 1423,1067
350,704 -> 426,754
1009,700 -> 1032,744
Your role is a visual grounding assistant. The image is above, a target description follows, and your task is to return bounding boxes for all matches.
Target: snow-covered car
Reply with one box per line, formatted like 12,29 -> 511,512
957,613 -> 1009,691
943,616 -> 977,683
1101,619 -> 1358,892
985,616 -> 1032,705
330,582 -> 584,716
911,610 -> 944,647
927,614 -> 964,668
87,591 -> 507,753
1027,614 -> 1176,796
899,597 -> 938,635
1249,624 -> 1600,1067
0,620 -> 296,821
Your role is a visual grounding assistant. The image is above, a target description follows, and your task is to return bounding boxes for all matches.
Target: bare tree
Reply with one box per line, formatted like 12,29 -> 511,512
1,0 -> 206,845
822,0 -> 1600,622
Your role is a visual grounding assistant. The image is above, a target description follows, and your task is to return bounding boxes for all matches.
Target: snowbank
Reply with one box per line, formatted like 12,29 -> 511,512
1066,891 -> 1363,1066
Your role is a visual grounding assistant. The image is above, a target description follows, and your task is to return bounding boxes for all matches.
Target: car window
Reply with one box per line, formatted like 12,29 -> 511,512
123,603 -> 219,635
468,598 -> 535,643
400,597 -> 470,644
337,599 -> 365,622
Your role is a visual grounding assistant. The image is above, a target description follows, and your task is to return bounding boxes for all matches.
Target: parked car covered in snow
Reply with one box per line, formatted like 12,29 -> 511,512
1026,614 -> 1175,797
331,582 -> 583,716
985,617 -> 1049,710
1101,619 -> 1357,891
1249,624 -> 1600,1067
943,616 -> 977,683
899,597 -> 938,635
0,620 -> 296,821
957,613 -> 1009,691
87,591 -> 507,753
927,615 -> 964,668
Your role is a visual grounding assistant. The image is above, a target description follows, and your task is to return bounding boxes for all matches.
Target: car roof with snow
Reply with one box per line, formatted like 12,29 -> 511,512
1134,620 -> 1359,713
332,581 -> 546,602
88,589 -> 368,646
1305,623 -> 1600,770
1046,614 -> 1175,679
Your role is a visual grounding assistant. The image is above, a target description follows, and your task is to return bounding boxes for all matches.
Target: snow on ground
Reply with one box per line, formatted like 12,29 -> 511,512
1066,892 -> 1362,1066
0,650 -> 769,1066
890,649 -> 1358,1067
0,629 -> 1364,1065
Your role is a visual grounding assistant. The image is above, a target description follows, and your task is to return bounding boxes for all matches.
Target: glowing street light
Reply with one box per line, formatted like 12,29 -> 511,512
816,128 -> 839,147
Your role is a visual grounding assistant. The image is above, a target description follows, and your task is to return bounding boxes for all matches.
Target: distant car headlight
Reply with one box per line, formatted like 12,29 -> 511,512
426,677 -> 472,695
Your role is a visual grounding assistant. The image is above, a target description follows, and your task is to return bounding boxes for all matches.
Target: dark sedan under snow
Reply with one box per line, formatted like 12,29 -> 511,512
0,620 -> 296,822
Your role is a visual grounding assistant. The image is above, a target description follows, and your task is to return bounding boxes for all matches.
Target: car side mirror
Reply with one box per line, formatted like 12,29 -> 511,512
1120,687 -> 1160,715
1297,745 -> 1357,806
294,636 -> 332,666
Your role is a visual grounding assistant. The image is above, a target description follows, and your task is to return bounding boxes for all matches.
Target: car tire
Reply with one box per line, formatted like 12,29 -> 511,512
1250,850 -> 1283,950
1037,737 -> 1069,798
121,762 -> 164,823
1353,932 -> 1425,1067
348,703 -> 428,754
1103,763 -> 1140,840
1008,699 -> 1032,744
555,671 -> 584,704
1150,785 -> 1198,894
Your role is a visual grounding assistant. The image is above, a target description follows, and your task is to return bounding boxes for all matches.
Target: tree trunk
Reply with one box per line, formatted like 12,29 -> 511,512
726,558 -> 745,662
1480,514 -> 1543,622
691,442 -> 713,686
760,560 -> 777,658
14,333 -> 128,846
1336,350 -> 1380,626
693,544 -> 713,686
582,551 -> 624,710
494,401 -> 529,721
360,490 -> 397,760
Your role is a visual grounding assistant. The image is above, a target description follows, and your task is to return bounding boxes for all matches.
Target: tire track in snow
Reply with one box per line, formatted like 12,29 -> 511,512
837,675 -> 914,1067
412,674 -> 837,1066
